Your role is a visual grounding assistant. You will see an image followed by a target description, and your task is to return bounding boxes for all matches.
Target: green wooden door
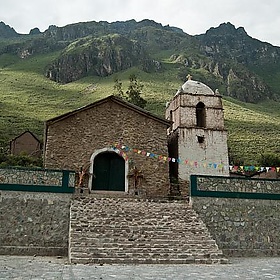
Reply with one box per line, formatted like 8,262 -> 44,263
93,152 -> 125,191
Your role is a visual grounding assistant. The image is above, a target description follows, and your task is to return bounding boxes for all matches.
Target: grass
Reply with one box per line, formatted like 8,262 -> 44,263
0,52 -> 279,165
224,98 -> 280,164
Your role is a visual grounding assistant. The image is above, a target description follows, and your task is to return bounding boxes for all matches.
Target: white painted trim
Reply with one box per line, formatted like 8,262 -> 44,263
88,147 -> 129,192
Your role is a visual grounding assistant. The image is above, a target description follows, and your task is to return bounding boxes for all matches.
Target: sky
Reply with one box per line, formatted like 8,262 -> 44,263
1,0 -> 280,46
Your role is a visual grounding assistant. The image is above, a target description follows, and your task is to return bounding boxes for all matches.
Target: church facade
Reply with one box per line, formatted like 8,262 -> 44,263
43,95 -> 171,198
43,79 -> 229,198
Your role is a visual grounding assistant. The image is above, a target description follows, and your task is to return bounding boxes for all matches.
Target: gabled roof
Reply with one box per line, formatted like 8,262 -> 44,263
46,95 -> 171,127
10,130 -> 41,143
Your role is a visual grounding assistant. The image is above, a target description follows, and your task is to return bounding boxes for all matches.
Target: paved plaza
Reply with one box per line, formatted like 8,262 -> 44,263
0,255 -> 279,279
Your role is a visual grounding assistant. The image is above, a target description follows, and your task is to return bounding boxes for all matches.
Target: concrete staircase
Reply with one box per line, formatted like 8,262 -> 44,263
69,195 -> 228,264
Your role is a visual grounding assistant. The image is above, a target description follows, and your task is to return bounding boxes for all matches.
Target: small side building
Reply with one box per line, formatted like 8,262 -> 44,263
166,78 -> 229,196
10,131 -> 42,157
43,95 -> 171,198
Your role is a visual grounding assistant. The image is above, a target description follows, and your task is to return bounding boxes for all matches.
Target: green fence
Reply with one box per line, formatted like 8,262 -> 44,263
0,167 -> 76,193
190,175 -> 280,200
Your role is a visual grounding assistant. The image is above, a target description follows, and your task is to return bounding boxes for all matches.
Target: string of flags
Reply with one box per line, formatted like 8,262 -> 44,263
112,142 -> 280,173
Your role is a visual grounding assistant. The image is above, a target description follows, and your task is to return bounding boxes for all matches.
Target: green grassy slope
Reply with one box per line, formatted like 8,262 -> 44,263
0,53 -> 279,165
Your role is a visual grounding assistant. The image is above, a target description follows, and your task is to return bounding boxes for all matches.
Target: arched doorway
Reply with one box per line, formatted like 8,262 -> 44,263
91,151 -> 125,191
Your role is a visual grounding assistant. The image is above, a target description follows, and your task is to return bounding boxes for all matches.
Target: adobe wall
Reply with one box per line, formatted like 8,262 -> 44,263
0,191 -> 71,256
44,100 -> 170,198
191,176 -> 280,257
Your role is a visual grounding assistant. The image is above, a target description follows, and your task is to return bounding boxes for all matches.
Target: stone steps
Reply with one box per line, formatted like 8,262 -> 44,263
69,196 -> 228,264
70,257 -> 226,265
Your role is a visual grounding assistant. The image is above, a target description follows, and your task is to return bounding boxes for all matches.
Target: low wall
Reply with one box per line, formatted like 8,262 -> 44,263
0,191 -> 72,256
0,167 -> 76,193
0,167 -> 75,256
190,175 -> 280,257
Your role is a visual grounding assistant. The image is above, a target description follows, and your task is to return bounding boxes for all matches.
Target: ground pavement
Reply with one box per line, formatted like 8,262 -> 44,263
0,255 -> 279,279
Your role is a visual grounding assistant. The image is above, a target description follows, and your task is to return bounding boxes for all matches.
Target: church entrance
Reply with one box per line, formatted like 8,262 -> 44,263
92,151 -> 125,191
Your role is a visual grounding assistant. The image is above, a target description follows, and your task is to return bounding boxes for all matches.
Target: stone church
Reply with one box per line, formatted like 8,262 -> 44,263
43,78 -> 229,198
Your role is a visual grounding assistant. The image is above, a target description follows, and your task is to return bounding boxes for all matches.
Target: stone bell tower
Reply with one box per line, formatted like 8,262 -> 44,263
166,76 -> 229,196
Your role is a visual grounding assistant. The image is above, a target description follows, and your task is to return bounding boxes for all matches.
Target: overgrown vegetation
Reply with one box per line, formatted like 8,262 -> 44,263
0,152 -> 42,168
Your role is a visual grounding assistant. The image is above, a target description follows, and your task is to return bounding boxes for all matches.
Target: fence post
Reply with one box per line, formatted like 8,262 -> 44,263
62,170 -> 70,191
190,175 -> 198,197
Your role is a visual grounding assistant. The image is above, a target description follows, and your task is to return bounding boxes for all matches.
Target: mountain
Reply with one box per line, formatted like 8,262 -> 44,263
196,22 -> 280,102
1,20 -> 279,103
0,21 -> 19,38
0,19 -> 279,164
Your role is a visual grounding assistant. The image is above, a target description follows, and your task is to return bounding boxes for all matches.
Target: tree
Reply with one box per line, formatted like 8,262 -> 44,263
114,74 -> 147,109
113,78 -> 124,98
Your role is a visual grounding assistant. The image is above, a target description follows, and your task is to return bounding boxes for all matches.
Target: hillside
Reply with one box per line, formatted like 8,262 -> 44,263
0,19 -> 279,165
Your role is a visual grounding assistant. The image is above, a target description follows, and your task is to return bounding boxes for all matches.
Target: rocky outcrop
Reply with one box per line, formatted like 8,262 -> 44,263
197,22 -> 280,65
171,51 -> 273,103
45,34 -> 151,83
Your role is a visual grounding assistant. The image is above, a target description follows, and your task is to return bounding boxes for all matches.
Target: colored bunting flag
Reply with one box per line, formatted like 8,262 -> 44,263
112,143 -> 280,173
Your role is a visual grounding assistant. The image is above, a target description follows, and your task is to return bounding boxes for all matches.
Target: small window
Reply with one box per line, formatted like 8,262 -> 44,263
169,110 -> 173,131
197,136 -> 205,143
196,102 -> 206,127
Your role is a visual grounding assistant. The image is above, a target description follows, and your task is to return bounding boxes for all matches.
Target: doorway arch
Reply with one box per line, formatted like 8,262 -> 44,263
88,148 -> 128,192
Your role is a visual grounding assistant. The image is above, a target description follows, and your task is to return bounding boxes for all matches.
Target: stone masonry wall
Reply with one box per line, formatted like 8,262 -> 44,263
44,99 -> 170,198
0,191 -> 72,256
191,176 -> 280,257
195,176 -> 280,194
0,168 -> 75,187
